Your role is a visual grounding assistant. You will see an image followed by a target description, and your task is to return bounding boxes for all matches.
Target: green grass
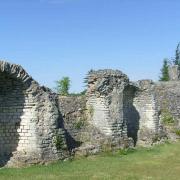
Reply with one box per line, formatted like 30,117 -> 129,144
0,142 -> 180,180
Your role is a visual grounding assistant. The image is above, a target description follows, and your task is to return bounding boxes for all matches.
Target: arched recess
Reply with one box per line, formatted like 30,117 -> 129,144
123,85 -> 140,146
0,62 -> 37,167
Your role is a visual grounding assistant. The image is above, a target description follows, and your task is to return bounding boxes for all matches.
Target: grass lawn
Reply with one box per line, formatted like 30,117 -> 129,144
0,142 -> 180,180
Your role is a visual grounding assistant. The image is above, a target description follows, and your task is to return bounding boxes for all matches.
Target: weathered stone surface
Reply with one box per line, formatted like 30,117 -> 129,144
168,65 -> 180,81
0,60 -> 180,167
85,70 -> 171,147
133,80 -> 161,146
0,61 -> 67,167
154,81 -> 180,141
154,81 -> 180,126
86,69 -> 133,149
130,80 -> 180,145
86,70 -> 129,137
57,96 -> 117,155
57,96 -> 87,150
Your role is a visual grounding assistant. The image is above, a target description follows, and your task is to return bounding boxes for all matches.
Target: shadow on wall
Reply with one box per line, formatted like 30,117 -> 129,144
0,72 -> 25,167
123,86 -> 140,146
56,104 -> 82,152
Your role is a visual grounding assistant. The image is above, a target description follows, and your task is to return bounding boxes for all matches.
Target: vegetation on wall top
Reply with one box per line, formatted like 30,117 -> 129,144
159,43 -> 180,81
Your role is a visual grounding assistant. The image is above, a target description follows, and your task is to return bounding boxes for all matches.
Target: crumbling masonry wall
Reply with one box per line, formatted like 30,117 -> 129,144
133,80 -> 160,145
0,71 -> 36,163
168,65 -> 180,81
57,96 -> 87,150
85,70 -> 164,146
0,61 -> 67,167
57,96 -> 107,156
86,70 -> 129,139
154,81 -> 180,127
1,60 -> 180,167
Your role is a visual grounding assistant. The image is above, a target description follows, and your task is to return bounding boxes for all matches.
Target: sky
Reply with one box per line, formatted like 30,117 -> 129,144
0,0 -> 180,92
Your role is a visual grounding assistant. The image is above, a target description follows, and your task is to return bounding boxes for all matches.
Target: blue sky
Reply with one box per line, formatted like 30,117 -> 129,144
0,0 -> 180,92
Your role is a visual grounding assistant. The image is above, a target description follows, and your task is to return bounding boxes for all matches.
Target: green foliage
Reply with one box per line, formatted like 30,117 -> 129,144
173,43 -> 180,66
79,90 -> 87,95
161,110 -> 174,125
174,129 -> 180,136
1,142 -> 180,180
159,59 -> 170,81
159,43 -> 180,81
56,77 -> 70,96
118,148 -> 136,156
53,134 -> 66,150
73,118 -> 86,129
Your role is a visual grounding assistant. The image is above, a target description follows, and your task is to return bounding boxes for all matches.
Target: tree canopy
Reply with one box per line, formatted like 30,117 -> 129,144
159,43 -> 180,81
56,77 -> 71,96
159,59 -> 170,81
173,43 -> 180,66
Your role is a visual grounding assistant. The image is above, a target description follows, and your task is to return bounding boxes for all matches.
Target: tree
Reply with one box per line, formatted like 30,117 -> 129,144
56,77 -> 70,96
160,59 -> 170,81
173,43 -> 180,66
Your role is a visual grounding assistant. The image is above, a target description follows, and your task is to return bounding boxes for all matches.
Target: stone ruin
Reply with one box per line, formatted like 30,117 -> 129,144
86,71 -> 163,146
86,70 -> 129,138
0,61 -> 179,167
168,65 -> 180,81
0,61 -> 67,167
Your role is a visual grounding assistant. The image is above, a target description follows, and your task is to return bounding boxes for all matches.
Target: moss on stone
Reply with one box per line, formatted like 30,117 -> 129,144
73,118 -> 86,130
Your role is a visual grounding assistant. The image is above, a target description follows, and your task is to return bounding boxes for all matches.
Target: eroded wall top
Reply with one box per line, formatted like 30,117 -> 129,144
0,61 -> 35,86
86,69 -> 129,96
0,61 -> 67,167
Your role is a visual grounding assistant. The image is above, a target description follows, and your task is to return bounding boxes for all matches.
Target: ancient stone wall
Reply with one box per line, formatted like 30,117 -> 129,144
168,65 -> 180,81
0,61 -> 67,167
0,72 -> 35,160
57,96 -> 87,150
57,95 -> 109,156
133,80 -> 160,145
85,70 -> 163,147
154,81 -> 180,127
1,60 -> 180,167
86,70 -> 129,139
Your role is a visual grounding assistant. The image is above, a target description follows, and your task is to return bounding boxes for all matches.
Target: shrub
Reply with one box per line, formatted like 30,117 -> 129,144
161,110 -> 174,125
53,134 -> 66,150
174,129 -> 180,136
74,118 -> 86,129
